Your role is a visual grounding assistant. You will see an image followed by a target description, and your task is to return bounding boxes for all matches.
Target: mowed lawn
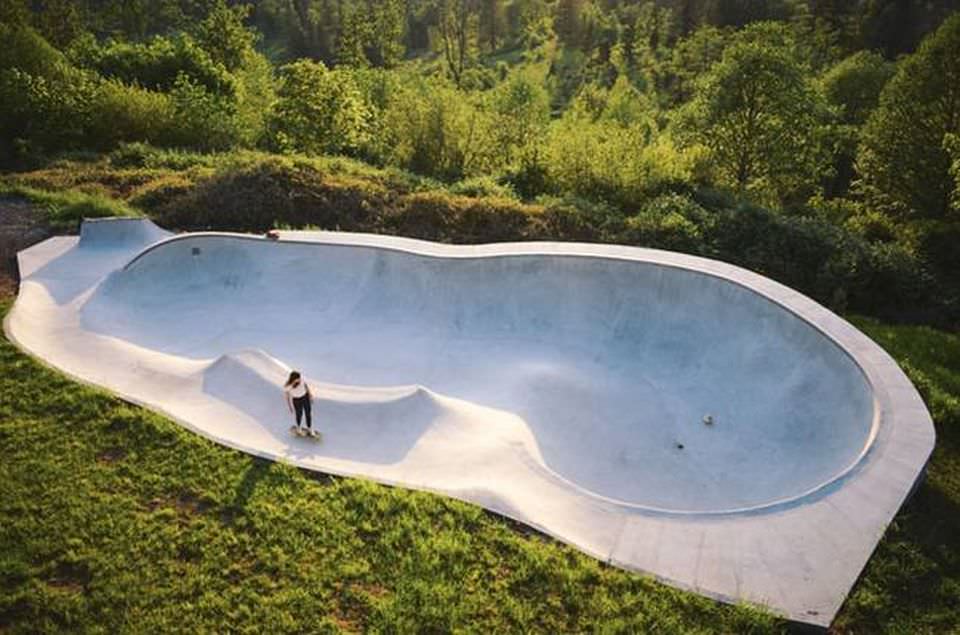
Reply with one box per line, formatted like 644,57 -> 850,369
0,294 -> 957,633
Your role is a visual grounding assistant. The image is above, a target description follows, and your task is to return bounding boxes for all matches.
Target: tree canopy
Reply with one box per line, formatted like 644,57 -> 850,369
856,12 -> 960,219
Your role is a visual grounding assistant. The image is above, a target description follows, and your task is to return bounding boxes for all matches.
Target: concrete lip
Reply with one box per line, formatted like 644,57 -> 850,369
6,218 -> 935,628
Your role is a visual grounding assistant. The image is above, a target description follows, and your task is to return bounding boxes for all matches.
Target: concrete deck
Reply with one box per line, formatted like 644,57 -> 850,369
5,217 -> 935,628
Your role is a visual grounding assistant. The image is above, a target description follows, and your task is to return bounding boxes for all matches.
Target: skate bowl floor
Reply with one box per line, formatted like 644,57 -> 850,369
6,217 -> 935,628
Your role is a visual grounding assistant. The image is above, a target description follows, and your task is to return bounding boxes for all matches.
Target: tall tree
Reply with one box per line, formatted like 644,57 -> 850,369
676,23 -> 830,203
32,0 -> 83,48
285,0 -> 338,62
478,0 -> 502,51
369,0 -> 406,67
856,13 -> 960,219
435,0 -> 476,86
0,0 -> 29,25
554,0 -> 584,48
193,1 -> 258,72
820,50 -> 895,196
337,5 -> 370,67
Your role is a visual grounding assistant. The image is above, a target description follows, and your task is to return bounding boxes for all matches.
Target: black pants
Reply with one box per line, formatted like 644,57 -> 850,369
293,395 -> 312,428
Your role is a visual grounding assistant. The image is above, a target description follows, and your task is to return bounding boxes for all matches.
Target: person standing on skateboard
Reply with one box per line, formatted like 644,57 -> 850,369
284,371 -> 318,438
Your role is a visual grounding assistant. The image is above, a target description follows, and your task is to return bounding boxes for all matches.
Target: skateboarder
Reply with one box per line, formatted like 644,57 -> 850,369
284,371 -> 319,438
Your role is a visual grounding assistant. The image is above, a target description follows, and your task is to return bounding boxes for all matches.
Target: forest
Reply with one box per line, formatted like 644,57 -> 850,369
1,0 -> 959,327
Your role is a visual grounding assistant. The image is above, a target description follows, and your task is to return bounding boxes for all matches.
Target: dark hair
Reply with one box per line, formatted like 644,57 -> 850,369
285,371 -> 301,387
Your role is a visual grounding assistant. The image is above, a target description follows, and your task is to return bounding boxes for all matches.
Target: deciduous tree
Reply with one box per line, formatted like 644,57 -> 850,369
676,23 -> 830,204
856,13 -> 960,219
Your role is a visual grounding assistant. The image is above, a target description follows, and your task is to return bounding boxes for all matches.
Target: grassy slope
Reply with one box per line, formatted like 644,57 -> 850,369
833,318 -> 960,633
0,297 -> 779,633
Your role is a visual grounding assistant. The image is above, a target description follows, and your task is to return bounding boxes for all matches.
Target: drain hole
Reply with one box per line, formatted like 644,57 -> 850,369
191,247 -> 201,256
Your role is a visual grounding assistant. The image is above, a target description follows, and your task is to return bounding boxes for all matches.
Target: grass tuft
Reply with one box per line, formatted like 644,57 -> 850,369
0,183 -> 138,230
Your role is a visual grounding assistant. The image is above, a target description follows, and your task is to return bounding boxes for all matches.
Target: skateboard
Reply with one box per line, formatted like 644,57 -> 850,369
290,425 -> 322,441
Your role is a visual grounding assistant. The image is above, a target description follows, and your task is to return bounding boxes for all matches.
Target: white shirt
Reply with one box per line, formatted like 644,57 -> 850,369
285,379 -> 308,399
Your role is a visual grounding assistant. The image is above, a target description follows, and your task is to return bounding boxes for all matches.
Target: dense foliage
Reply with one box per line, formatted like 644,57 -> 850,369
1,0 -> 959,326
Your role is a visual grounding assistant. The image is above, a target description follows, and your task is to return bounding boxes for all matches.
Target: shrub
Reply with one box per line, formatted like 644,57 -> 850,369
266,60 -> 370,157
380,77 -> 503,181
0,23 -> 68,78
108,143 -> 216,170
128,173 -> 200,213
86,80 -> 177,151
448,176 -> 518,200
621,193 -> 715,255
166,73 -> 242,151
0,67 -> 96,164
378,192 -> 536,243
70,34 -> 236,96
150,156 -> 390,232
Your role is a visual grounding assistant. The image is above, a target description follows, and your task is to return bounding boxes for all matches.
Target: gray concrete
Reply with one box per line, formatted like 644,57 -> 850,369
6,218 -> 935,627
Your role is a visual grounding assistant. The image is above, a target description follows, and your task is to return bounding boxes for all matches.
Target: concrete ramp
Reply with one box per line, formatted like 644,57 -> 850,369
79,216 -> 171,248
5,218 -> 935,628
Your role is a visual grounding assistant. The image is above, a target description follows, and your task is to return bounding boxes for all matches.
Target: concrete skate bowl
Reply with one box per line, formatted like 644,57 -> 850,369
7,219 -> 935,627
82,231 -> 879,514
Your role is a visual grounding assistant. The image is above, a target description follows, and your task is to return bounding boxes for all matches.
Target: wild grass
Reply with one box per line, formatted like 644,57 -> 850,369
832,317 -> 960,633
0,297 -> 782,633
0,183 -> 138,230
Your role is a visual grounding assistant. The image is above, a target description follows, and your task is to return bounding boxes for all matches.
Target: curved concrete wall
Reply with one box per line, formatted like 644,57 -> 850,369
85,234 -> 875,513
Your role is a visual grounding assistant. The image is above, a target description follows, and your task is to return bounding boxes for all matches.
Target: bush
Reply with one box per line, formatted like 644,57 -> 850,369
150,156 -> 390,232
86,80 -> 176,151
378,192 -> 537,243
70,34 -> 236,96
266,60 -> 370,157
0,23 -> 68,78
128,173 -> 200,213
0,67 -> 96,164
109,143 -> 217,171
166,73 -> 242,151
448,176 -> 518,200
621,193 -> 714,255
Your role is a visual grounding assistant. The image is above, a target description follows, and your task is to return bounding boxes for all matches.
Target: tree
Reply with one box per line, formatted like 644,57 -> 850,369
337,6 -> 370,67
490,72 -> 549,168
435,0 -> 477,87
633,2 -> 676,90
821,50 -> 894,126
267,60 -> 370,156
856,13 -> 960,219
665,24 -> 728,104
554,0 -> 584,49
192,1 -> 258,72
478,0 -> 503,52
0,0 -> 29,25
283,0 -> 338,62
369,0 -> 406,67
382,76 -> 501,180
947,133 -> 960,213
675,23 -> 831,204
820,50 -> 894,197
32,0 -> 84,48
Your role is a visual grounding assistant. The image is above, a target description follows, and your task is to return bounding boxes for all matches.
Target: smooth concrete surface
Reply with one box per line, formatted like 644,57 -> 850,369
6,218 -> 935,628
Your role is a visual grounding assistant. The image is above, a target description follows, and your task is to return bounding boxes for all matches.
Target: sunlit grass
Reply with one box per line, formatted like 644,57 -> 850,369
0,297 -> 781,632
0,183 -> 138,230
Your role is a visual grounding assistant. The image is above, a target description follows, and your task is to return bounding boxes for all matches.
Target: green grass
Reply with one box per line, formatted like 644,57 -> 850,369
0,183 -> 138,231
0,296 -> 780,633
832,317 -> 960,633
